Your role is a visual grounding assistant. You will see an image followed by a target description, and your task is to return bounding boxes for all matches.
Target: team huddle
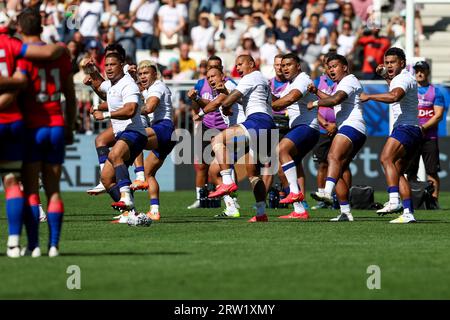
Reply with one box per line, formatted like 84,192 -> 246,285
1,10 -> 443,259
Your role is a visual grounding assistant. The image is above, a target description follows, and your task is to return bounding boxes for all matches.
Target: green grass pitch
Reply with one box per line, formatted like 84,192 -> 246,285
1,191 -> 450,299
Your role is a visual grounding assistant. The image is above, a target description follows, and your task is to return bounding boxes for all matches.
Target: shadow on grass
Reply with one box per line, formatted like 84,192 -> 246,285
55,251 -> 191,257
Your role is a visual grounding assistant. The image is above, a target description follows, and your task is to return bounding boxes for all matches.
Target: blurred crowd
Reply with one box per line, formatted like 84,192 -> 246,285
0,0 -> 426,133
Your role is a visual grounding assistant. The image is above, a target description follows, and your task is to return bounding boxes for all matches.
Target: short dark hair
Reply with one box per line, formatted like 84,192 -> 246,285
385,47 -> 406,62
208,55 -> 222,64
105,52 -> 125,63
282,53 -> 301,64
207,66 -> 223,74
105,43 -> 126,61
18,9 -> 42,36
327,53 -> 348,67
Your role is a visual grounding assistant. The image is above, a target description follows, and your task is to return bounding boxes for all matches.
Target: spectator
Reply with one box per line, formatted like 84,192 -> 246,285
299,28 -> 323,71
130,0 -> 160,50
149,48 -> 167,73
274,14 -> 301,52
235,32 -> 261,67
199,0 -> 224,15
337,1 -> 362,34
236,0 -> 254,18
77,0 -> 104,43
353,23 -> 391,79
110,13 -> 140,64
321,29 -> 339,55
116,0 -> 131,14
179,42 -> 197,74
337,20 -> 356,57
246,10 -> 273,48
350,0 -> 372,22
158,0 -> 186,49
274,0 -> 303,29
260,28 -> 286,67
304,13 -> 328,46
190,12 -> 216,52
195,59 -> 208,79
387,14 -> 406,49
216,11 -> 243,52
67,39 -> 83,75
39,0 -> 64,40
41,11 -> 60,44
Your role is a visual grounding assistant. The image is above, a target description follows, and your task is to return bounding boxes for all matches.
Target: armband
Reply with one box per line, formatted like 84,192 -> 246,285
102,111 -> 111,120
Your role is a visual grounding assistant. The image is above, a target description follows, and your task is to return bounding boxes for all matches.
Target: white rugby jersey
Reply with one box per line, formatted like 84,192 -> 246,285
100,75 -> 146,136
142,80 -> 173,123
235,70 -> 272,117
281,72 -> 319,130
334,74 -> 366,135
390,69 -> 419,129
220,80 -> 246,126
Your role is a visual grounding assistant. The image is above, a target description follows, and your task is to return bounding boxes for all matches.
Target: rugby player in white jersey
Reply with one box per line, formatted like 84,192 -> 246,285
271,53 -> 320,220
82,44 -> 148,195
360,47 -> 421,224
191,66 -> 245,218
208,55 -> 276,222
138,60 -> 177,221
92,53 -> 148,219
307,53 -> 367,222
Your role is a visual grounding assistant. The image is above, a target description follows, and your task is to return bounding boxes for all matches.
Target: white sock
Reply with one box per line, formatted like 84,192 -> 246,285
255,201 -> 266,216
223,195 -> 236,211
340,203 -> 351,214
7,235 -> 19,247
151,204 -> 159,214
220,169 -> 233,185
293,201 -> 306,214
282,161 -> 300,194
318,188 -> 325,196
100,163 -> 105,172
389,192 -> 400,206
196,187 -> 201,200
136,171 -> 145,181
230,167 -> 236,183
119,187 -> 132,203
324,180 -> 335,195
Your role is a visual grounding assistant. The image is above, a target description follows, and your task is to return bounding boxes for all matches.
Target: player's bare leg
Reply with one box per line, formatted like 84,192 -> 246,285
131,152 -> 148,191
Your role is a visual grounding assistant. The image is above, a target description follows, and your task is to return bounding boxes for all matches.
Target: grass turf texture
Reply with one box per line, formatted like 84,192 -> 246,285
0,191 -> 450,299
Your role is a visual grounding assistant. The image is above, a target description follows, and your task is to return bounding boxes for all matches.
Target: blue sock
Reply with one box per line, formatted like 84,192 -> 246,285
96,146 -> 109,166
108,184 -> 121,202
134,166 -> 144,173
150,199 -> 160,206
24,194 -> 40,250
47,199 -> 64,248
403,198 -> 414,214
5,185 -> 25,237
115,164 -> 131,189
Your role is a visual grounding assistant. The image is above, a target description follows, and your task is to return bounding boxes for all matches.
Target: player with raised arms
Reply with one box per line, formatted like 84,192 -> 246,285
360,47 -> 422,223
271,53 -> 320,220
307,53 -> 367,222
207,55 -> 275,222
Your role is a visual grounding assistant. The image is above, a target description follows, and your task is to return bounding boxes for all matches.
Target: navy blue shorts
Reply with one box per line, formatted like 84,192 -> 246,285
390,125 -> 423,156
25,126 -> 65,164
284,125 -> 320,164
337,125 -> 367,159
239,113 -> 276,163
151,119 -> 176,160
116,130 -> 148,166
0,120 -> 25,163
